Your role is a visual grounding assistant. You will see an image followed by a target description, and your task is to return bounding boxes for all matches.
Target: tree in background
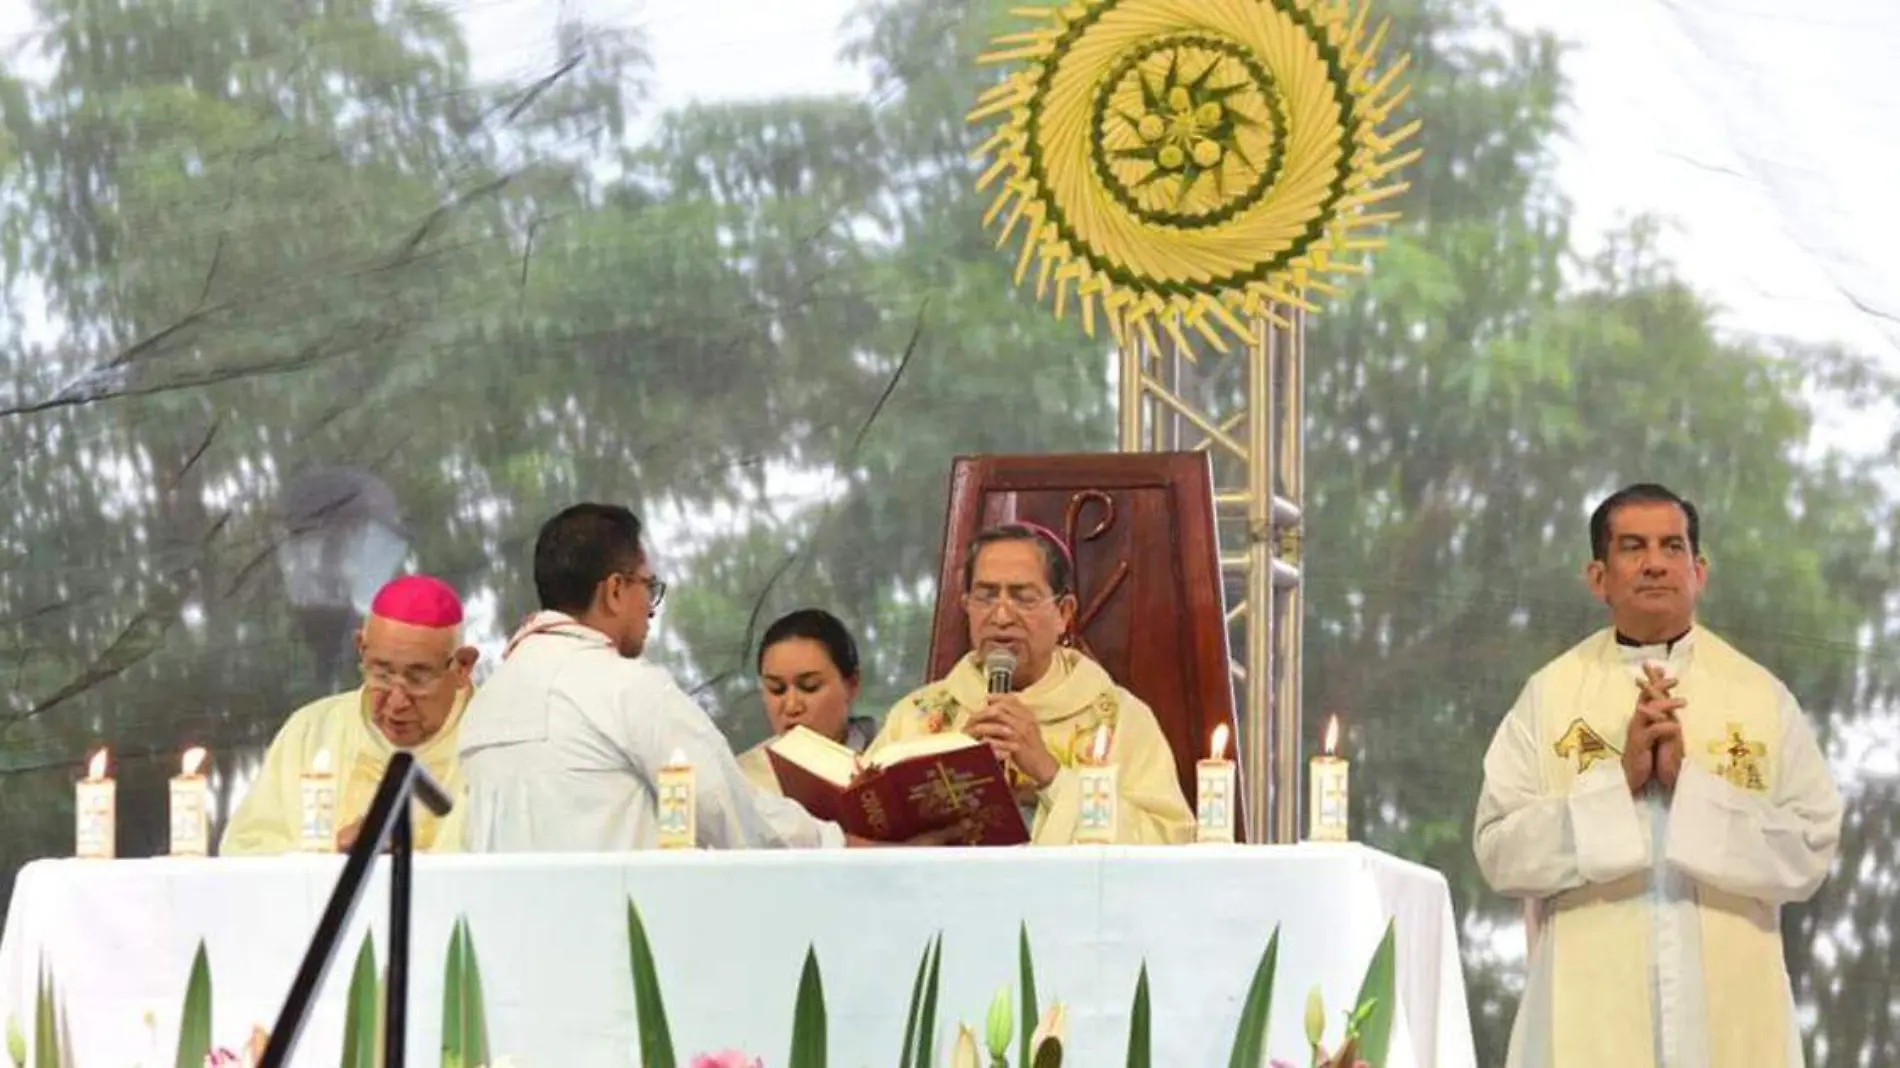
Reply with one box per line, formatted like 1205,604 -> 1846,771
0,0 -> 653,889
0,0 -> 1896,1061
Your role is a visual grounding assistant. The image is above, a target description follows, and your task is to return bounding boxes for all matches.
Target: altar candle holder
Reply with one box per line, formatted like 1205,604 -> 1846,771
1075,725 -> 1118,844
300,748 -> 336,852
75,748 -> 116,859
1196,723 -> 1237,843
1307,714 -> 1350,843
169,746 -> 210,856
657,749 -> 696,849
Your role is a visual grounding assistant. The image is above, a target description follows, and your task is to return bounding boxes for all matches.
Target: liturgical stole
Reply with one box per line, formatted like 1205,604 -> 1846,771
1539,628 -> 1787,1068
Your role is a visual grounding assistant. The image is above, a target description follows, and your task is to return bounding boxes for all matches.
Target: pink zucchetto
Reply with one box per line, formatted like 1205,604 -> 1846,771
368,574 -> 465,628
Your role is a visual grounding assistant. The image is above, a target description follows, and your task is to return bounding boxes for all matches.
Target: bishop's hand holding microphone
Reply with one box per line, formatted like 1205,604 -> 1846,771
965,645 -> 1060,787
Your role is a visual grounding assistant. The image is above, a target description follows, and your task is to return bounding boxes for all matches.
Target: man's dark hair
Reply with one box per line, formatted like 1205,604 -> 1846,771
533,503 -> 645,614
757,608 -> 861,681
961,523 -> 1074,597
1589,483 -> 1701,561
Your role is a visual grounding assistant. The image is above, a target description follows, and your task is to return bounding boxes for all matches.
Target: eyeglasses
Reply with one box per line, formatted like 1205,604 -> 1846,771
619,571 -> 668,608
360,658 -> 457,696
965,587 -> 1053,614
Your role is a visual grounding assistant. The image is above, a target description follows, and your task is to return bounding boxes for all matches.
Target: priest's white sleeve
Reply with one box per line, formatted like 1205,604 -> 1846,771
748,790 -> 846,849
1665,689 -> 1842,904
1474,684 -> 1648,897
620,665 -> 845,850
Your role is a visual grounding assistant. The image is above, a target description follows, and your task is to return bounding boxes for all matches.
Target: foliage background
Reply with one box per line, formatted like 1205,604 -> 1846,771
1,0 -> 1896,1063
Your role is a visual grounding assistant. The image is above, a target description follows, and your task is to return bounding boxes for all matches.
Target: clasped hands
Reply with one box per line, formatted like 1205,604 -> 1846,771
1623,662 -> 1685,794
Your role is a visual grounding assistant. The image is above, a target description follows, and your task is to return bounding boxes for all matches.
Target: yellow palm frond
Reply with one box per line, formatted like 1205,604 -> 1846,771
969,0 -> 1418,351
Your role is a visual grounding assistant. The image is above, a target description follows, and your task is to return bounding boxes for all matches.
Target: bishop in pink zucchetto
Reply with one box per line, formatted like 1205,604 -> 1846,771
222,573 -> 479,857
369,573 -> 465,628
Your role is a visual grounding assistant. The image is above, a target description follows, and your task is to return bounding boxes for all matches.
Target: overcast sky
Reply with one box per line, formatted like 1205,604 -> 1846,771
4,0 -> 1892,389
2,0 -> 1896,692
453,0 -> 1899,364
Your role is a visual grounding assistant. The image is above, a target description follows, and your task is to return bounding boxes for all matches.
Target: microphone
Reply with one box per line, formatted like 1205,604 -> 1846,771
982,647 -> 1018,695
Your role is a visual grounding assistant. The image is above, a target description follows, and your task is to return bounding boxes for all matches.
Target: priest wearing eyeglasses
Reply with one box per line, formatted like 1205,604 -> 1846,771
459,503 -> 869,852
221,574 -> 479,855
866,522 -> 1194,845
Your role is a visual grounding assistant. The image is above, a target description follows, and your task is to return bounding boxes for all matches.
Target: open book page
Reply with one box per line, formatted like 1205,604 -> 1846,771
870,730 -> 982,768
766,725 -> 860,787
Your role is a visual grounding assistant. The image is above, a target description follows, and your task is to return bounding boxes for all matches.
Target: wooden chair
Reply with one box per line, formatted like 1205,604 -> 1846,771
923,452 -> 1245,840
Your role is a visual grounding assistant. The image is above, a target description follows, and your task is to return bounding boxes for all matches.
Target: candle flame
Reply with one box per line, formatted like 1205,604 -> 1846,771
667,748 -> 690,768
1089,724 -> 1112,765
181,746 -> 207,776
85,748 -> 109,780
1322,714 -> 1341,757
310,748 -> 333,775
1209,723 -> 1230,760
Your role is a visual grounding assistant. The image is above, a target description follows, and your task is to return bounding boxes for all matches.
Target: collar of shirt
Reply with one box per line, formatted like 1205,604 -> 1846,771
1615,624 -> 1695,656
502,610 -> 616,659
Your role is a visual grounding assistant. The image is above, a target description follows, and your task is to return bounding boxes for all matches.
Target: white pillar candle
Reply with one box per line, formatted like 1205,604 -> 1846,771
169,746 -> 210,857
75,748 -> 115,860
1307,714 -> 1350,842
1196,723 -> 1237,843
657,749 -> 696,849
300,748 -> 337,852
1075,725 -> 1118,845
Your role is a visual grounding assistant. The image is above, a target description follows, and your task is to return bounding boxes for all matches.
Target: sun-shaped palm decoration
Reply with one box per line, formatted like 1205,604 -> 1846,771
1100,42 -> 1291,228
968,0 -> 1421,354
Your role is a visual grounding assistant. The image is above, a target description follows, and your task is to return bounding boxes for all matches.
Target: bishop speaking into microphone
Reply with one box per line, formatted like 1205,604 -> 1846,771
862,521 -> 1195,845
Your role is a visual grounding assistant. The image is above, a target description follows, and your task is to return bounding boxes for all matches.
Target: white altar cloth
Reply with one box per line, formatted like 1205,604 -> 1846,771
0,844 -> 1475,1067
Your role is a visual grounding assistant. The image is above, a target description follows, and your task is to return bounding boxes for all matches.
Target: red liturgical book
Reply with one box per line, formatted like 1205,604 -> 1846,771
766,726 -> 1029,846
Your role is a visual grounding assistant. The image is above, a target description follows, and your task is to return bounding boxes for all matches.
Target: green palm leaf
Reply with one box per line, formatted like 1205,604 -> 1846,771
1350,921 -> 1398,1068
442,921 -> 465,1068
442,917 -> 491,1068
32,960 -> 56,1068
626,899 -> 677,1068
898,934 -> 940,1068
1123,964 -> 1150,1068
915,934 -> 945,1068
173,941 -> 213,1068
787,947 -> 826,1068
1224,926 -> 1279,1068
338,935 -> 379,1068
1017,923 -> 1039,1068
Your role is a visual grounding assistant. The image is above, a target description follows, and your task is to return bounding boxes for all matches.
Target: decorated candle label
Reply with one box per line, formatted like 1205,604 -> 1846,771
1196,762 -> 1237,842
75,781 -> 115,859
299,780 -> 336,851
1076,766 -> 1118,843
657,751 -> 696,849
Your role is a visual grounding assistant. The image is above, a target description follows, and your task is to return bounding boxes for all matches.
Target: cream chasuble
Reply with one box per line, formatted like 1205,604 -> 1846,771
457,612 -> 845,852
869,648 -> 1194,845
1474,627 -> 1842,1068
221,687 -> 469,855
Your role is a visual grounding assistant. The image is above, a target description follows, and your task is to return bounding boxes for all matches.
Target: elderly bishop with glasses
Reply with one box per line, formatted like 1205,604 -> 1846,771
222,574 -> 478,855
867,523 -> 1194,845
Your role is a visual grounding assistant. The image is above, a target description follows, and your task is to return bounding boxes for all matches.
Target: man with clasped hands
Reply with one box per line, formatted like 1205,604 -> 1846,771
1474,483 -> 1842,1068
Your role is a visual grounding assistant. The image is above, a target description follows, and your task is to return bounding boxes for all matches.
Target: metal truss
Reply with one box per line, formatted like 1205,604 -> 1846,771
1117,313 -> 1305,843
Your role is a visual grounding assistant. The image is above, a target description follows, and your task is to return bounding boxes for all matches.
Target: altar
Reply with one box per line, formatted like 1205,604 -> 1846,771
0,844 -> 1474,1066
